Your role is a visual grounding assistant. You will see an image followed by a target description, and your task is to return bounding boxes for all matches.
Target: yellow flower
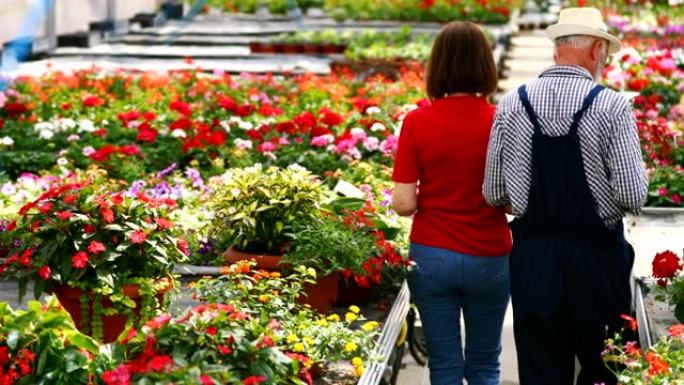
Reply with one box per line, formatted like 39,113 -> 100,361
355,364 -> 365,377
345,342 -> 358,352
345,312 -> 358,323
258,294 -> 270,303
327,314 -> 341,322
303,337 -> 315,346
270,272 -> 281,278
307,267 -> 317,278
351,357 -> 363,367
190,160 -> 200,167
362,321 -> 380,331
349,305 -> 360,314
293,343 -> 305,352
315,319 -> 328,327
287,334 -> 299,343
212,158 -> 225,168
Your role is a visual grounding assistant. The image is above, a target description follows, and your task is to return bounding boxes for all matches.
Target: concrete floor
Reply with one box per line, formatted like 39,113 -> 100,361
396,30 -> 555,385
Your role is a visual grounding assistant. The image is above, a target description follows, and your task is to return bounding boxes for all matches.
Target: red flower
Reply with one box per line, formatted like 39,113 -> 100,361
219,96 -> 238,111
653,250 -> 682,284
118,145 -> 141,156
88,241 -> 106,254
145,355 -> 174,372
63,194 -> 77,204
57,211 -> 73,221
243,376 -> 267,385
72,251 -> 89,269
38,265 -> 51,280
101,208 -> 115,223
5,102 -> 28,116
110,193 -> 124,205
19,249 -> 32,266
320,108 -> 344,126
39,202 -> 54,214
170,100 -> 192,117
170,118 -> 192,131
155,217 -> 172,230
30,220 -> 41,232
177,238 -> 190,255
6,220 -> 16,232
621,314 -> 638,332
120,328 -> 138,345
130,230 -> 147,244
0,346 -> 8,365
84,224 -> 96,233
102,365 -> 131,385
218,345 -> 232,355
136,128 -> 158,143
236,104 -> 254,117
143,112 -> 156,121
206,326 -> 218,336
83,95 -> 103,107
294,111 -> 317,129
646,351 -> 670,375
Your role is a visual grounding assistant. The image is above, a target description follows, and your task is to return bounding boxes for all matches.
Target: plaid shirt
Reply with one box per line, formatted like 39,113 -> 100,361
483,65 -> 648,226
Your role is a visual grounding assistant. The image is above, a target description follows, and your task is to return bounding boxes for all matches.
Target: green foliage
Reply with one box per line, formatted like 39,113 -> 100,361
208,165 -> 325,254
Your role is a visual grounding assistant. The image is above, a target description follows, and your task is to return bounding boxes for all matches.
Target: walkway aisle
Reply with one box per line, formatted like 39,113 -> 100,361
396,30 -> 554,385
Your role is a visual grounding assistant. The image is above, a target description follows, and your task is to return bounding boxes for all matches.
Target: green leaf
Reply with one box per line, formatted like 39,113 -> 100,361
65,331 -> 100,354
7,330 -> 19,349
96,270 -> 115,288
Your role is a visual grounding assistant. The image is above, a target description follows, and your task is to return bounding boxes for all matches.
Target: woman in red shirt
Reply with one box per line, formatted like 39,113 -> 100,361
392,22 -> 512,385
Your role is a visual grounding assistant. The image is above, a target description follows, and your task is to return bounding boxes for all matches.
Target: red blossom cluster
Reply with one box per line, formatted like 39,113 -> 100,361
0,347 -> 36,385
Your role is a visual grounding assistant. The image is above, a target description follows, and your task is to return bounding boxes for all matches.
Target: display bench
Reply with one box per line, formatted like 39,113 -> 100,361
634,278 -> 678,349
173,264 -> 412,385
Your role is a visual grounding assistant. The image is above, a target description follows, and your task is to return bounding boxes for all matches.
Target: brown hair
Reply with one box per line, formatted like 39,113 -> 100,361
425,22 -> 498,100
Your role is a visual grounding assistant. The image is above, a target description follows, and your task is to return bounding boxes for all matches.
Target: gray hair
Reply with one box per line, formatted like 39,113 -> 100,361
555,35 -> 602,49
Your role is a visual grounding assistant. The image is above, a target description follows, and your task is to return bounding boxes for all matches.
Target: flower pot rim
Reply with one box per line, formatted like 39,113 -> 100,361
52,276 -> 174,299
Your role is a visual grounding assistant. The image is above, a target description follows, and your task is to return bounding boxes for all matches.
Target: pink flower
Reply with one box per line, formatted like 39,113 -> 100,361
363,137 -> 380,152
200,375 -> 215,385
257,142 -> 276,153
672,194 -> 682,205
659,188 -> 669,197
102,365 -> 131,385
130,230 -> 147,244
88,241 -> 106,254
311,134 -> 334,148
380,135 -> 399,156
145,314 -> 172,329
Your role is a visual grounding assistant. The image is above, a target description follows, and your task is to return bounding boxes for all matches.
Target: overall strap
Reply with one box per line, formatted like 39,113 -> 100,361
569,85 -> 605,135
517,85 -> 543,135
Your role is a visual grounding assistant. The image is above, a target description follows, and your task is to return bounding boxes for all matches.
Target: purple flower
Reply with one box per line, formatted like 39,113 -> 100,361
157,163 -> 178,179
154,182 -> 171,198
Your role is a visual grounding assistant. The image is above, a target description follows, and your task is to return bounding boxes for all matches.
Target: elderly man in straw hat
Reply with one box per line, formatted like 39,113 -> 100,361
484,7 -> 648,385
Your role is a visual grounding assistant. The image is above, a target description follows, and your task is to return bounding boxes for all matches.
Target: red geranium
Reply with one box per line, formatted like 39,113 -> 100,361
83,95 -> 104,107
130,230 -> 147,244
653,250 -> 682,285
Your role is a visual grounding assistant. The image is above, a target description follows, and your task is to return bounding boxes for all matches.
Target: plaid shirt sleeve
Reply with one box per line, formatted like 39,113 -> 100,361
483,110 -> 510,206
606,102 -> 649,213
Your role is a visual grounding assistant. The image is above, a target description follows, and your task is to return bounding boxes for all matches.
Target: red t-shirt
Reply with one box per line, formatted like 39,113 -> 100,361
392,96 -> 512,257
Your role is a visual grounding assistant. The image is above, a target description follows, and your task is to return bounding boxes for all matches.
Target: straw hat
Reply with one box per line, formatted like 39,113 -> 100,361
546,8 -> 621,54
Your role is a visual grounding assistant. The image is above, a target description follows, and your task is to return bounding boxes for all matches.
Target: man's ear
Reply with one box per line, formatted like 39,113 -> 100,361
590,40 -> 603,62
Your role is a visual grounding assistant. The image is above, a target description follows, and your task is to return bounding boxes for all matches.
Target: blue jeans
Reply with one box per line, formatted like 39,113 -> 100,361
409,243 -> 510,385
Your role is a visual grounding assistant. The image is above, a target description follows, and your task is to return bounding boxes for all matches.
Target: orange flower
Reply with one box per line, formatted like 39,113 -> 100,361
258,295 -> 270,303
646,351 -> 670,375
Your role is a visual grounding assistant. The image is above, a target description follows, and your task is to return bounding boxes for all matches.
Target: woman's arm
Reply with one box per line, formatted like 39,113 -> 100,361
393,183 -> 418,217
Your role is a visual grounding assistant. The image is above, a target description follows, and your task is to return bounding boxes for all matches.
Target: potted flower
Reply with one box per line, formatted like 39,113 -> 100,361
208,164 -> 324,268
0,181 -> 188,342
652,248 -> 684,322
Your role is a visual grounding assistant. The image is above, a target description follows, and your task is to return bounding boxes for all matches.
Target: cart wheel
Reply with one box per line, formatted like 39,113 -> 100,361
389,342 -> 406,385
407,306 -> 428,366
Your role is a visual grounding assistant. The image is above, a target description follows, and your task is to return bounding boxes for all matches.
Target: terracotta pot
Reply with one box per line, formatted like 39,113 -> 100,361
282,44 -> 303,54
224,247 -> 285,270
302,44 -> 321,54
299,273 -> 339,314
272,43 -> 286,53
321,44 -> 340,54
248,41 -> 264,53
336,277 -> 372,306
53,277 -> 172,343
259,43 -> 278,54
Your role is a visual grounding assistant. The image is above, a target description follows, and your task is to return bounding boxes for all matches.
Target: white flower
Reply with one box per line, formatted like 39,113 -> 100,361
219,120 -> 231,132
82,146 -> 96,156
34,121 -> 54,132
370,122 -> 386,132
1,183 -> 16,196
238,121 -> 254,130
59,118 -> 76,130
78,119 -> 96,132
0,136 -> 14,146
363,137 -> 380,152
287,164 -> 306,172
128,120 -> 141,129
234,138 -> 253,150
366,106 -> 382,115
231,188 -> 241,197
171,129 -> 187,138
67,134 -> 81,142
39,130 -> 54,140
228,207 -> 237,215
57,158 -> 69,166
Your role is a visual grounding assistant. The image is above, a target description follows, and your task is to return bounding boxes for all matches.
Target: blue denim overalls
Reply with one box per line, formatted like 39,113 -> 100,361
510,83 -> 634,385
